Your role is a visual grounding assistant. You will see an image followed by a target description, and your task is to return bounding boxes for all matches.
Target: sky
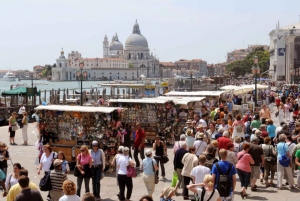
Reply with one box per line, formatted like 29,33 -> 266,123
0,0 -> 300,70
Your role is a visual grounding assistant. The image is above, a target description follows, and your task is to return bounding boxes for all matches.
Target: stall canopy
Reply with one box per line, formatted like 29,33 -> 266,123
241,84 -> 268,90
147,96 -> 206,105
233,87 -> 253,95
220,85 -> 238,91
164,91 -> 224,97
109,99 -> 169,104
35,105 -> 121,113
2,87 -> 27,96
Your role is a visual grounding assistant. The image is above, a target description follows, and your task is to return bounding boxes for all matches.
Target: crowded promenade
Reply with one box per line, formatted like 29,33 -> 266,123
0,107 -> 300,201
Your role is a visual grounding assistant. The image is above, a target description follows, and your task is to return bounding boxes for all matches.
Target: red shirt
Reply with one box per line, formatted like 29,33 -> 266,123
275,98 -> 280,106
261,131 -> 268,138
134,129 -> 145,148
217,137 -> 231,150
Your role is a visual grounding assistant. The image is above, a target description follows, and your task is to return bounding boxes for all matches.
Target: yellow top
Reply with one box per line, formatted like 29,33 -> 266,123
6,182 -> 39,201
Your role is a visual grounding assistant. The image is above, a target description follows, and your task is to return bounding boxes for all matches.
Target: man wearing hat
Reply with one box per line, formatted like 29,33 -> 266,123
181,120 -> 195,135
160,186 -> 175,200
50,159 -> 67,200
248,136 -> 264,191
193,133 -> 207,157
196,124 -> 209,144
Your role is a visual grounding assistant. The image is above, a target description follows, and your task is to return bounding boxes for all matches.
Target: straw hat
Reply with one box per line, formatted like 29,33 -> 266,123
162,186 -> 175,198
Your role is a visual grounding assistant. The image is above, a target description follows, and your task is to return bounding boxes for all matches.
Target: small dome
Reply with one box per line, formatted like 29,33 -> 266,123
110,41 -> 124,51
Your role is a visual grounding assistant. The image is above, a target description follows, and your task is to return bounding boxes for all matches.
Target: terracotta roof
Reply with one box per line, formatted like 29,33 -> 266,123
78,58 -> 128,61
160,62 -> 174,67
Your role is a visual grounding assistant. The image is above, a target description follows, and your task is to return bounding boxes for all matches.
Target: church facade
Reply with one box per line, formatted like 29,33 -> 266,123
52,20 -> 160,81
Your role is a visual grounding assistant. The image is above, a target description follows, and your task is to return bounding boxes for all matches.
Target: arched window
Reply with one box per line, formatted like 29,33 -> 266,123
141,53 -> 143,59
59,63 -> 62,67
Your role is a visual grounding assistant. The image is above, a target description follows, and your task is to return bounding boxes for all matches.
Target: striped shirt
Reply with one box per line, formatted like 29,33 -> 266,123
289,120 -> 296,134
50,169 -> 67,192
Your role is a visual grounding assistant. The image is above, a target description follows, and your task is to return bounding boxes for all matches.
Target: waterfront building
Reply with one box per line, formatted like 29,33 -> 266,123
33,65 -> 46,78
159,62 -> 174,78
269,21 -> 300,83
174,59 -> 208,77
52,20 -> 160,81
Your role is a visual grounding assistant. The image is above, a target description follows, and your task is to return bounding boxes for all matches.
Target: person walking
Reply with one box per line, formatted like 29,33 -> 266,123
277,102 -> 285,123
259,104 -> 271,124
284,99 -> 292,122
261,137 -> 276,187
236,143 -> 254,198
153,136 -> 167,180
173,134 -> 186,154
58,180 -> 81,201
133,123 -> 145,170
90,141 -> 105,201
142,149 -> 158,197
173,141 -> 188,192
116,147 -> 135,201
8,112 -> 18,145
75,145 -> 92,197
194,133 -> 207,157
50,159 -> 68,201
190,155 -> 211,184
5,163 -> 22,193
0,142 -> 9,177
277,134 -> 295,189
226,143 -> 238,166
181,146 -> 198,200
21,112 -> 29,146
37,144 -> 57,200
14,176 -> 43,201
187,174 -> 221,201
232,114 -> 245,140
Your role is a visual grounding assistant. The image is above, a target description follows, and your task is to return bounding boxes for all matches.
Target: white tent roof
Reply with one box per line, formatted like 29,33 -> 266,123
220,85 -> 238,90
109,99 -> 169,104
164,91 -> 224,97
240,84 -> 268,90
148,96 -> 206,105
35,105 -> 120,113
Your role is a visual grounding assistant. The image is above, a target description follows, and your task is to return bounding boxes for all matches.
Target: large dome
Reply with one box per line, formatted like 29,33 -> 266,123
125,20 -> 148,48
110,41 -> 123,51
125,34 -> 148,47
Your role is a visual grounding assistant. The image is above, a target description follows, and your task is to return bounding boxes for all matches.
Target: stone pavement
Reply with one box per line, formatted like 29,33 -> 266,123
0,111 -> 300,201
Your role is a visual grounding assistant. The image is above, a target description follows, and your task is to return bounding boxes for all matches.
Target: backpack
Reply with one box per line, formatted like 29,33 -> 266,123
39,172 -> 52,191
279,144 -> 291,167
246,122 -> 251,134
236,123 -> 243,133
215,163 -> 233,197
204,157 -> 218,170
213,113 -> 220,121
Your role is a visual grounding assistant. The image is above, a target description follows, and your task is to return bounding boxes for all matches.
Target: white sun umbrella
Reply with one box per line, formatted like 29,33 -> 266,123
242,84 -> 268,90
220,85 -> 238,91
233,86 -> 253,95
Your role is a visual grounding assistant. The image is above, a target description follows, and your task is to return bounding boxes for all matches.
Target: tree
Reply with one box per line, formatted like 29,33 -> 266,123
226,46 -> 270,77
129,63 -> 134,68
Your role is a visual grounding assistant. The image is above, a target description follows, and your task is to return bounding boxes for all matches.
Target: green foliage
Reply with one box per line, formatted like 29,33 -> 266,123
129,63 -> 134,68
41,64 -> 55,77
226,47 -> 270,77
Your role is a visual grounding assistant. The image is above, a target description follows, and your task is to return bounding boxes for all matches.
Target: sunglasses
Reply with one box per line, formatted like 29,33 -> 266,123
80,150 -> 85,152
92,145 -> 98,147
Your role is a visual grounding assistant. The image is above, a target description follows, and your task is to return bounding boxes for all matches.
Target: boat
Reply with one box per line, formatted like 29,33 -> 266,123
3,72 -> 17,81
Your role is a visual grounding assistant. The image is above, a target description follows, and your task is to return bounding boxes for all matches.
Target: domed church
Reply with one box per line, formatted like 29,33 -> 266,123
52,20 -> 159,81
103,20 -> 160,78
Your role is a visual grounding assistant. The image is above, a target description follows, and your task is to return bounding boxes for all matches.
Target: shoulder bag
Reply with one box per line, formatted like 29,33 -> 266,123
127,157 -> 137,177
73,154 -> 81,177
152,160 -> 159,184
49,152 -> 56,170
266,145 -> 277,166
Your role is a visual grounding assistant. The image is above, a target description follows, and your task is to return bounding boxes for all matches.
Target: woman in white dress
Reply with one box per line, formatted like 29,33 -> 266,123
277,102 -> 285,123
284,99 -> 291,122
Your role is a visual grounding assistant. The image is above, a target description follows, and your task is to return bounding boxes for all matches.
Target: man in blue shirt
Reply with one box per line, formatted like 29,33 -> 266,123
212,149 -> 236,201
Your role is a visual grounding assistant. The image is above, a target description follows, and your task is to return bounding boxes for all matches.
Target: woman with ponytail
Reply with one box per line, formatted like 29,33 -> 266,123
187,174 -> 221,201
59,180 -> 80,201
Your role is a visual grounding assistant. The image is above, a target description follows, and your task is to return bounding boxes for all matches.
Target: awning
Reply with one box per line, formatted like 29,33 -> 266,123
1,87 -> 27,96
164,91 -> 224,97
149,96 -> 206,105
109,99 -> 169,104
35,105 -> 120,113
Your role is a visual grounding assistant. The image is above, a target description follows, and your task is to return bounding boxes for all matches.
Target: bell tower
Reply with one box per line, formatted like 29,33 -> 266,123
103,35 -> 109,58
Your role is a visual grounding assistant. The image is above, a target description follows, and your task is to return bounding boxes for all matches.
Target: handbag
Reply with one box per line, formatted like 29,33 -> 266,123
161,156 -> 169,164
39,172 -> 52,191
12,125 -> 18,131
73,155 -> 81,177
152,160 -> 158,184
171,171 -> 178,187
266,145 -> 277,165
127,165 -> 137,177
275,111 -> 279,117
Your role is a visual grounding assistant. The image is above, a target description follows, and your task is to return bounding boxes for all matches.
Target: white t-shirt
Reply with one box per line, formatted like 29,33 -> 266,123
275,126 -> 282,135
5,173 -> 18,191
59,195 -> 81,201
194,140 -> 207,156
18,106 -> 25,115
40,152 -> 57,172
197,187 -> 220,201
190,165 -> 211,184
116,155 -> 134,175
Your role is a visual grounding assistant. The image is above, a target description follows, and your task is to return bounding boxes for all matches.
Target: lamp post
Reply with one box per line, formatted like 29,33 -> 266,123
252,56 -> 260,107
76,61 -> 87,106
190,70 -> 193,91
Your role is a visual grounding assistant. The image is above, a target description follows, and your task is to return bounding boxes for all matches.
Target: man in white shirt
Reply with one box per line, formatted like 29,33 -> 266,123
199,113 -> 208,129
18,104 -> 25,118
190,154 -> 211,184
193,133 -> 207,157
275,122 -> 285,136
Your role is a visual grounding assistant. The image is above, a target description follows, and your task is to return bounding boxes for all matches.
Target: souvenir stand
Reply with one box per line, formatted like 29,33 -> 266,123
34,105 -> 123,170
108,99 -> 173,143
152,96 -> 206,138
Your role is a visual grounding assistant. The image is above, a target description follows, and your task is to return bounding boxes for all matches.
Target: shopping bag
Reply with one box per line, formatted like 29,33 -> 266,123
171,171 -> 178,187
